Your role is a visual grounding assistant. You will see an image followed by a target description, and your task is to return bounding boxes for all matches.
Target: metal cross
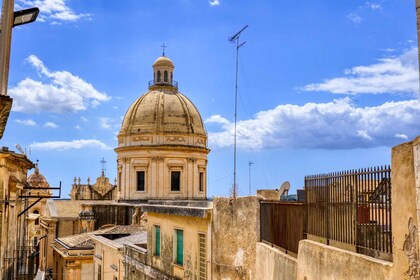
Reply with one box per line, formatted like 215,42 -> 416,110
100,157 -> 107,174
161,43 -> 167,56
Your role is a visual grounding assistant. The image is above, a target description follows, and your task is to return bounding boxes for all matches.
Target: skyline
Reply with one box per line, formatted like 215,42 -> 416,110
1,0 -> 418,197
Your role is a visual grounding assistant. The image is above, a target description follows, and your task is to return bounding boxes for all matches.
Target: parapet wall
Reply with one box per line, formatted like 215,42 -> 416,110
211,196 -> 260,280
297,240 -> 392,280
256,242 -> 297,280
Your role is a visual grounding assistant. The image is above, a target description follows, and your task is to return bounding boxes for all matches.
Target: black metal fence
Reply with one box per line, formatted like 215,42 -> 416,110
260,201 -> 305,255
305,166 -> 392,260
3,244 -> 39,280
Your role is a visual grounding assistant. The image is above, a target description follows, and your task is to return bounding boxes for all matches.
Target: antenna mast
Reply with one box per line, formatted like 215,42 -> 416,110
229,25 -> 248,199
248,161 -> 253,195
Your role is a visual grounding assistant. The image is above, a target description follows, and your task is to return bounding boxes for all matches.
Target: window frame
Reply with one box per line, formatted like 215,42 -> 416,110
170,171 -> 181,192
174,228 -> 184,266
136,170 -> 146,192
154,225 -> 161,257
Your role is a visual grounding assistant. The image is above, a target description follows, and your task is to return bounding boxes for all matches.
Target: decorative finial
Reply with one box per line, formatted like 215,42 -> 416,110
78,177 -> 81,185
74,177 -> 77,184
35,159 -> 39,174
161,43 -> 167,56
87,177 -> 90,185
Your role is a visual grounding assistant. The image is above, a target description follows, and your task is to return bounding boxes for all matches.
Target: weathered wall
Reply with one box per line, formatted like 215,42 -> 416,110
297,240 -> 392,280
256,242 -> 297,280
93,239 -> 123,280
92,204 -> 137,229
211,196 -> 260,280
147,212 -> 211,279
391,136 -> 420,279
256,189 -> 280,200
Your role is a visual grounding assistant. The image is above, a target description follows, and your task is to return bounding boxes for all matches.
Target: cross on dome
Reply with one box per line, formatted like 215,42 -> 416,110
161,43 -> 167,56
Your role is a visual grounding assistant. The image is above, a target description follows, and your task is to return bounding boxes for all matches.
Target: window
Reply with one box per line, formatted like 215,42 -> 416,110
97,264 -> 102,280
33,210 -> 39,225
174,229 -> 184,265
198,233 -> 206,280
137,171 -> 145,191
155,225 -> 161,257
118,172 -> 122,191
164,70 -> 168,82
157,71 -> 161,82
171,171 -> 181,191
199,172 -> 204,192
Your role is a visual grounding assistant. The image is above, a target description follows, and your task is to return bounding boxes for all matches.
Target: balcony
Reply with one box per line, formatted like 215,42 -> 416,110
148,80 -> 178,89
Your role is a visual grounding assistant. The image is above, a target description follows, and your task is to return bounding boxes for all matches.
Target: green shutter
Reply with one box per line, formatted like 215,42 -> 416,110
155,226 -> 160,256
176,230 -> 184,265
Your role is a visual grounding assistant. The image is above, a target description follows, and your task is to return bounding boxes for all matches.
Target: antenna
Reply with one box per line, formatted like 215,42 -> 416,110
229,25 -> 248,199
248,161 -> 254,195
15,144 -> 24,154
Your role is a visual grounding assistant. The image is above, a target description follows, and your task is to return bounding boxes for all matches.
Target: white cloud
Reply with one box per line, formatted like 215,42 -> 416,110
99,117 -> 112,129
30,139 -> 111,151
209,0 -> 220,6
395,133 -> 408,140
15,119 -> 37,126
74,124 -> 82,130
207,98 -> 420,150
16,0 -> 92,24
44,122 -> 58,128
347,13 -> 362,24
9,55 -> 109,114
81,116 -> 88,122
365,2 -> 381,10
302,47 -> 419,96
205,114 -> 230,125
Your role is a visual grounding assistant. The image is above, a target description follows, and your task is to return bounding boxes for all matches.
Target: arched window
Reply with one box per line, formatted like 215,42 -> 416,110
33,210 -> 39,225
164,71 -> 168,82
157,71 -> 161,82
171,72 -> 173,82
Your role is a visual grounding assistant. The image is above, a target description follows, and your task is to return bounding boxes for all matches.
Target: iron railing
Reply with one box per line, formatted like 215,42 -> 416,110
148,80 -> 178,88
3,244 -> 39,280
260,201 -> 305,255
305,166 -> 392,260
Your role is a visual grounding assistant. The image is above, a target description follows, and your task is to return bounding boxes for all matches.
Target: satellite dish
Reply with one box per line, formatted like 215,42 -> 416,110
278,181 -> 290,198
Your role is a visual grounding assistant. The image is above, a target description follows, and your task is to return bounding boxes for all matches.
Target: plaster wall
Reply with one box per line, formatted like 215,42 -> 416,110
53,252 -> 93,280
211,196 -> 260,280
297,240 -> 392,280
93,240 -> 124,280
146,212 -> 211,279
256,242 -> 297,280
391,136 -> 420,279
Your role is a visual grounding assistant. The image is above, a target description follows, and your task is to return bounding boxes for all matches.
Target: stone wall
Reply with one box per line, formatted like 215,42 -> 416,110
256,242 -> 297,280
391,136 -> 420,279
211,196 -> 260,280
297,240 -> 392,280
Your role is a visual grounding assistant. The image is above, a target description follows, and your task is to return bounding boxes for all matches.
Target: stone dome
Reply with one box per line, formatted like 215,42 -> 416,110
27,163 -> 49,188
117,55 -> 207,149
120,90 -> 205,136
153,56 -> 174,68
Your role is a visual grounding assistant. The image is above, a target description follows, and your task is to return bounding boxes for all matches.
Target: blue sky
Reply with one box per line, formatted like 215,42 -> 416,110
1,0 -> 418,197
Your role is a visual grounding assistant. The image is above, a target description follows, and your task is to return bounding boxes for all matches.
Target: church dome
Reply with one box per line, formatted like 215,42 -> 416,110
153,56 -> 174,68
117,55 -> 207,148
27,163 -> 49,188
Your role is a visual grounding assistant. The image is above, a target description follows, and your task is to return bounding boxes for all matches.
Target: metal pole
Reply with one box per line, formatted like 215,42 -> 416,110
233,38 -> 239,199
0,0 -> 14,96
229,25 -> 248,199
248,161 -> 253,195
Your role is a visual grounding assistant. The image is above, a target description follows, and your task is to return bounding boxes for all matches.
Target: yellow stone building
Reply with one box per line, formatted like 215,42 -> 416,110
115,55 -> 209,201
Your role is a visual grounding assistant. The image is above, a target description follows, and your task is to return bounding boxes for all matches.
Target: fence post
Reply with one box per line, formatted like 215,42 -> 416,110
354,169 -> 359,253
